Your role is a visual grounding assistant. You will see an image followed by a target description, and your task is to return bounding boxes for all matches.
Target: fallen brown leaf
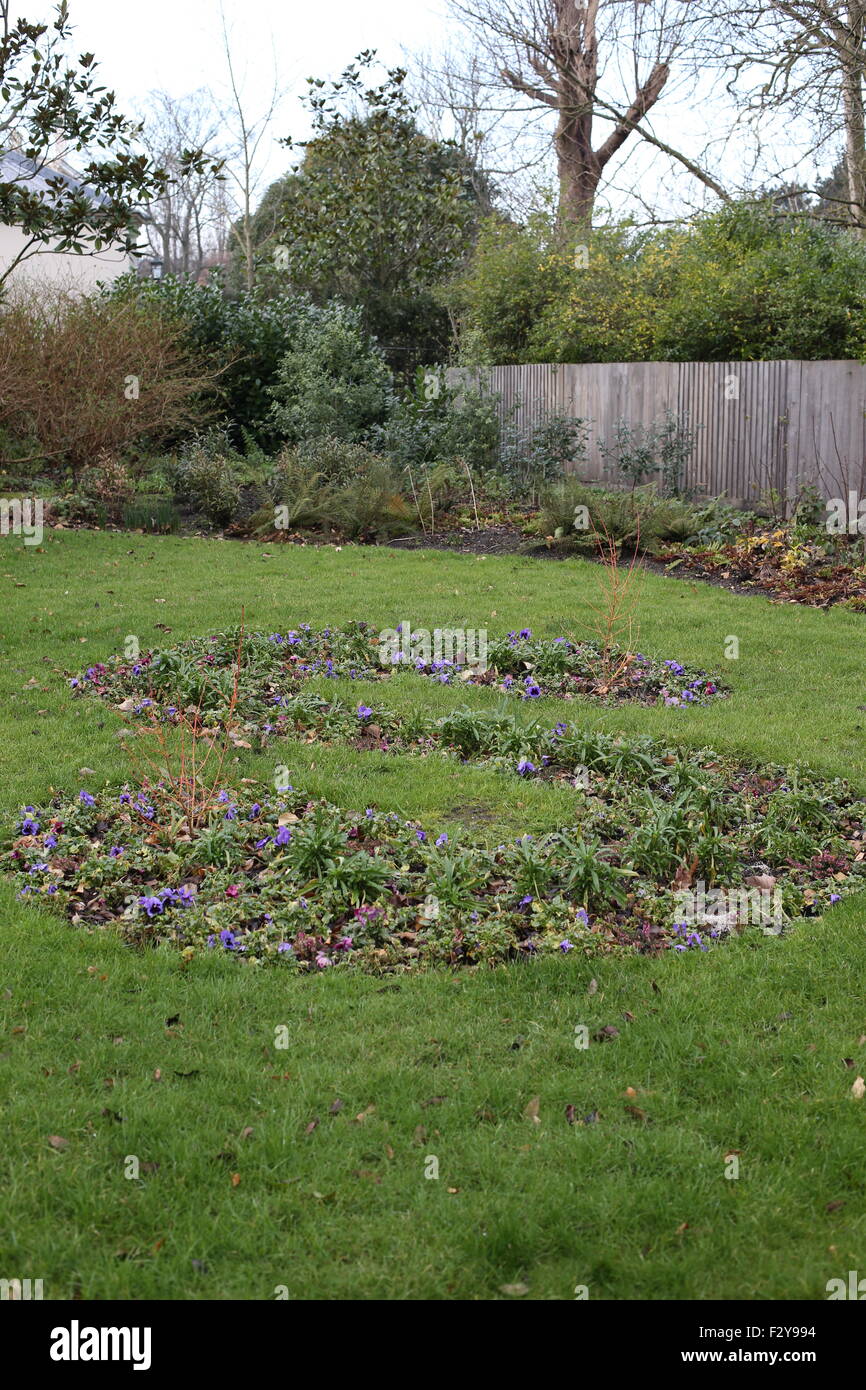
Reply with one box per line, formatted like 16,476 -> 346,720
593,1025 -> 620,1042
745,873 -> 776,892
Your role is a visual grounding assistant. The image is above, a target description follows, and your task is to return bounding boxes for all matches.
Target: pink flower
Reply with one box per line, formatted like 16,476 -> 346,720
315,952 -> 332,969
225,884 -> 240,898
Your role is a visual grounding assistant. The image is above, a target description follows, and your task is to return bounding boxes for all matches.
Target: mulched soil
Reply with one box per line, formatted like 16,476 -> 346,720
383,525 -> 784,597
388,526 -> 866,609
656,544 -> 866,610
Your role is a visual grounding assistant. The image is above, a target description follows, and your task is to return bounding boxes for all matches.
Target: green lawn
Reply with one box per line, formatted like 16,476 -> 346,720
1,529 -> 865,1300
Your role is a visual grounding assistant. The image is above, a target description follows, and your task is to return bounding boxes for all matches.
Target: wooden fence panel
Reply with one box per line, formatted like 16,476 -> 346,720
447,360 -> 866,509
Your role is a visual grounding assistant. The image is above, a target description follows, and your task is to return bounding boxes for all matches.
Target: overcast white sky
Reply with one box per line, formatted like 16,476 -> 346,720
21,0 -> 835,222
29,0 -> 447,151
28,0 -> 445,98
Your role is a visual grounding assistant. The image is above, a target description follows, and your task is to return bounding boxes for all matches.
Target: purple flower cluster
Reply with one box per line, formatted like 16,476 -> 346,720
137,885 -> 196,917
670,922 -> 711,951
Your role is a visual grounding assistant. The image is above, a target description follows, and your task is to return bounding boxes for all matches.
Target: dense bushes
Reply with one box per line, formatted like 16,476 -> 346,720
539,482 -> 707,553
168,431 -> 241,526
500,408 -> 589,504
0,287 -> 216,480
450,202 -> 866,366
448,217 -> 658,365
255,439 -> 412,540
269,305 -> 395,444
103,274 -> 310,452
650,206 -> 866,362
375,369 -> 501,473
103,278 -> 400,456
19,201 -> 849,541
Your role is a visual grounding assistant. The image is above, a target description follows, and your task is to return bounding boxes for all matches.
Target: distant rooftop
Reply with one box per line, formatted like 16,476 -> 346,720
0,147 -> 112,209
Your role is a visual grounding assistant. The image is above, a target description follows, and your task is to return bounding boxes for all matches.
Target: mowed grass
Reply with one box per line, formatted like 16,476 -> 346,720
1,528 -> 866,1301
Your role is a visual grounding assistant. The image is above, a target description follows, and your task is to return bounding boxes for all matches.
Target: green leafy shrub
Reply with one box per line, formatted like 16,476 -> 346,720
271,435 -> 381,488
447,213 -> 569,365
651,204 -> 866,362
681,498 -> 758,546
539,481 -> 702,552
260,441 -> 412,540
169,431 -> 240,526
48,492 -> 107,526
600,410 -> 696,496
539,478 -> 597,539
269,305 -> 394,445
104,274 -> 310,451
377,369 -> 501,473
252,58 -> 488,373
500,407 -> 588,503
449,201 -> 866,367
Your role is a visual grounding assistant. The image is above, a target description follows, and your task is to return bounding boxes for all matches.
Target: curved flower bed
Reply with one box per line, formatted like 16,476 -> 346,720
69,622 -> 727,731
4,721 -> 861,971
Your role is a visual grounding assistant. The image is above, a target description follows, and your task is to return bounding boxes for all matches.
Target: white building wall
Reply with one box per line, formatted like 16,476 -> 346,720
0,223 -> 133,292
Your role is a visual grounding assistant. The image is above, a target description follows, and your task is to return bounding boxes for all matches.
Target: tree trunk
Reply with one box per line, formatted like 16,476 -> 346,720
842,2 -> 866,233
555,109 -> 601,225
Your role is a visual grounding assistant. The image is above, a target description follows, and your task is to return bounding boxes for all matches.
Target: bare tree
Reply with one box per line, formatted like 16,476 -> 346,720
408,44 -> 552,218
218,5 -> 285,292
698,1 -> 866,231
445,0 -> 726,225
138,91 -> 225,278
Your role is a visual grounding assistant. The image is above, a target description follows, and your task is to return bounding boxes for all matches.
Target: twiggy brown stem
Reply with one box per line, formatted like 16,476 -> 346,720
123,613 -> 247,829
573,519 -> 644,692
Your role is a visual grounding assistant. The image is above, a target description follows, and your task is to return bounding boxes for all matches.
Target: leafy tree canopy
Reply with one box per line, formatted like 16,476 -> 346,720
244,54 -> 490,372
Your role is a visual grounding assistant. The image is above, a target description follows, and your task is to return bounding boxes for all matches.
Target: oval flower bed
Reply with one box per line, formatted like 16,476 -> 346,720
69,622 -> 727,733
4,720 -> 861,971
